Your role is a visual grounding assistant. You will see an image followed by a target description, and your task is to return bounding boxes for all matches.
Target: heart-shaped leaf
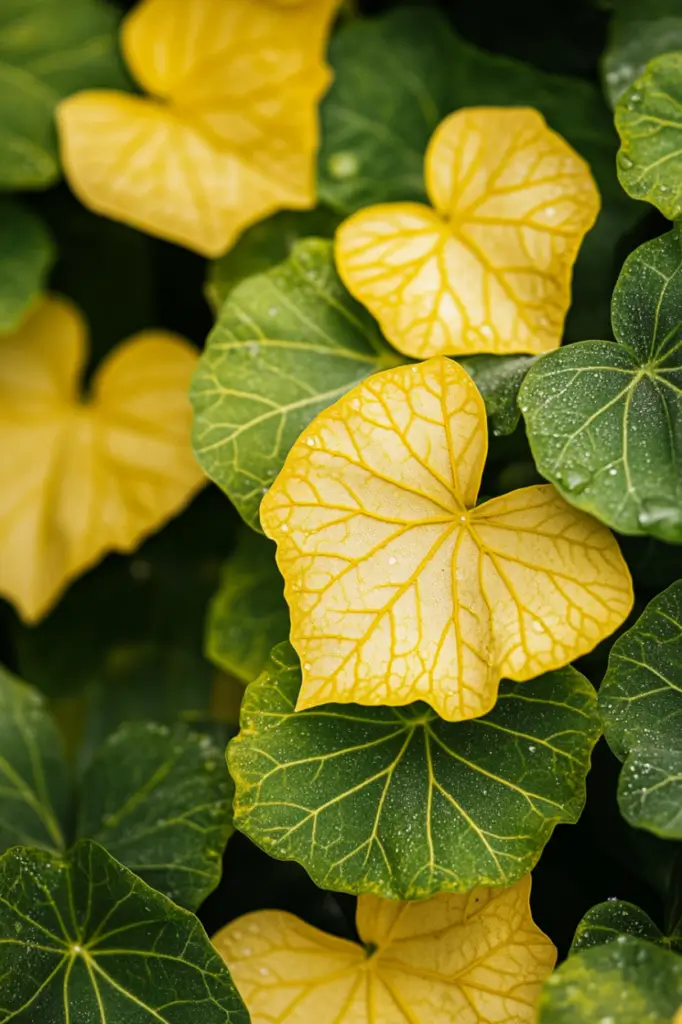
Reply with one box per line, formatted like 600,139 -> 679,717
539,937 -> 682,1024
0,199 -> 54,331
214,874 -> 555,1024
57,0 -> 339,255
572,901 -> 669,952
0,294 -> 205,623
191,239 -> 400,531
261,356 -> 633,721
521,228 -> 682,542
0,839 -> 248,1023
77,721 -> 234,910
229,643 -> 600,899
616,51 -> 682,219
336,107 -> 599,359
600,580 -> 682,839
207,529 -> 289,683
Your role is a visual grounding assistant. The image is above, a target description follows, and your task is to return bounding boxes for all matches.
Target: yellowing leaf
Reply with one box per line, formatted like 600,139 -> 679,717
260,357 -> 632,722
56,0 -> 339,257
0,295 -> 204,623
335,108 -> 600,359
213,874 -> 556,1024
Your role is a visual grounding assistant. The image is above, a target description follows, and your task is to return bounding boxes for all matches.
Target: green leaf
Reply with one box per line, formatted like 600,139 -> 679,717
616,51 -> 682,220
0,0 -> 128,189
571,901 -> 667,953
206,207 -> 341,313
0,839 -> 249,1023
520,228 -> 682,542
0,665 -> 68,855
228,642 -> 601,901
0,199 -> 54,332
539,937 -> 682,1024
191,239 -> 401,532
603,9 -> 682,106
599,580 -> 682,839
459,355 -> 536,437
207,528 -> 289,683
77,722 -> 234,910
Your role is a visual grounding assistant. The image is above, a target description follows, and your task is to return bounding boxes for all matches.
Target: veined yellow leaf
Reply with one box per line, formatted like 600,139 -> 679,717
56,0 -> 339,257
0,295 -> 205,623
335,108 -> 600,359
260,357 -> 632,722
213,874 -> 556,1024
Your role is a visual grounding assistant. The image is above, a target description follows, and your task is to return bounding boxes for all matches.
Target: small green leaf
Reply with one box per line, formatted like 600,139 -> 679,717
0,199 -> 54,331
0,665 -> 68,855
77,722 -> 234,910
191,239 -> 401,531
0,63 -> 58,187
207,529 -> 289,683
603,10 -> 682,106
228,643 -> 601,901
206,207 -> 341,313
520,228 -> 682,542
616,52 -> 682,219
539,937 -> 682,1024
459,355 -> 536,437
619,747 -> 682,839
0,839 -> 248,1023
572,901 -> 667,953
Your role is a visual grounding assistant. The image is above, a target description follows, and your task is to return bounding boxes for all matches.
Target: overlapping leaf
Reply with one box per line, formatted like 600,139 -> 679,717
600,580 -> 682,840
460,355 -> 537,437
571,900 -> 680,953
0,294 -> 205,623
0,840 -> 248,1023
207,529 -> 289,683
261,357 -> 633,722
57,0 -> 339,255
0,200 -> 54,331
229,643 -> 600,899
214,874 -> 555,1024
191,239 -> 400,531
521,228 -> 682,542
602,1 -> 682,105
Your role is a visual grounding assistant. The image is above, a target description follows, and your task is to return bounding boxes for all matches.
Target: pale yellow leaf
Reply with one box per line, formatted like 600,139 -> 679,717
260,357 -> 632,721
57,0 -> 338,257
213,874 -> 557,1024
335,108 -> 600,359
0,295 -> 205,623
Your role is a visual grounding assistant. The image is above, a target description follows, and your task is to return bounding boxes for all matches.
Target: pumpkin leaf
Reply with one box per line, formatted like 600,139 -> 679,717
214,874 -> 555,1024
600,580 -> 682,840
0,0 -> 127,189
0,294 -> 205,624
261,357 -> 633,722
206,207 -> 341,313
0,839 -> 248,1023
57,0 -> 339,256
571,901 -> 668,952
520,228 -> 682,543
191,238 -> 400,532
229,642 -> 600,899
0,199 -> 54,332
336,108 -> 599,360
77,721 -> 234,910
539,937 -> 682,1024
0,664 -> 69,856
207,529 -> 289,683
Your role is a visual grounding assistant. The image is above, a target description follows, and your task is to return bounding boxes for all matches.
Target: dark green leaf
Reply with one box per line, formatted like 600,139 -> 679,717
0,840 -> 248,1023
0,665 -> 68,855
571,901 -> 667,952
603,10 -> 682,106
616,51 -> 682,219
520,228 -> 682,542
228,643 -> 601,900
539,937 -> 682,1024
207,529 -> 289,683
0,64 -> 58,187
191,239 -> 401,531
460,355 -> 536,437
206,208 -> 341,313
0,199 -> 54,331
77,722 -> 234,910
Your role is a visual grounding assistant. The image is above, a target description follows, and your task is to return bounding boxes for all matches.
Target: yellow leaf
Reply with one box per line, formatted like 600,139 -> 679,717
335,108 -> 600,359
260,357 -> 632,721
56,0 -> 339,257
213,874 -> 556,1024
0,295 -> 205,623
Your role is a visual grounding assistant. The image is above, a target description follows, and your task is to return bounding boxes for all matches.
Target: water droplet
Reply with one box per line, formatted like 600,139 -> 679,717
657,183 -> 669,193
637,499 -> 682,541
268,307 -> 278,317
564,466 -> 592,494
259,967 -> 270,977
618,153 -> 634,171
306,437 -> 316,447
480,323 -> 494,340
388,556 -> 397,565
528,744 -> 537,753
246,341 -> 260,357
280,523 -> 288,533
328,151 -> 359,179
304,662 -> 311,671
351,398 -> 360,410
608,467 -> 618,477
532,621 -> 544,634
